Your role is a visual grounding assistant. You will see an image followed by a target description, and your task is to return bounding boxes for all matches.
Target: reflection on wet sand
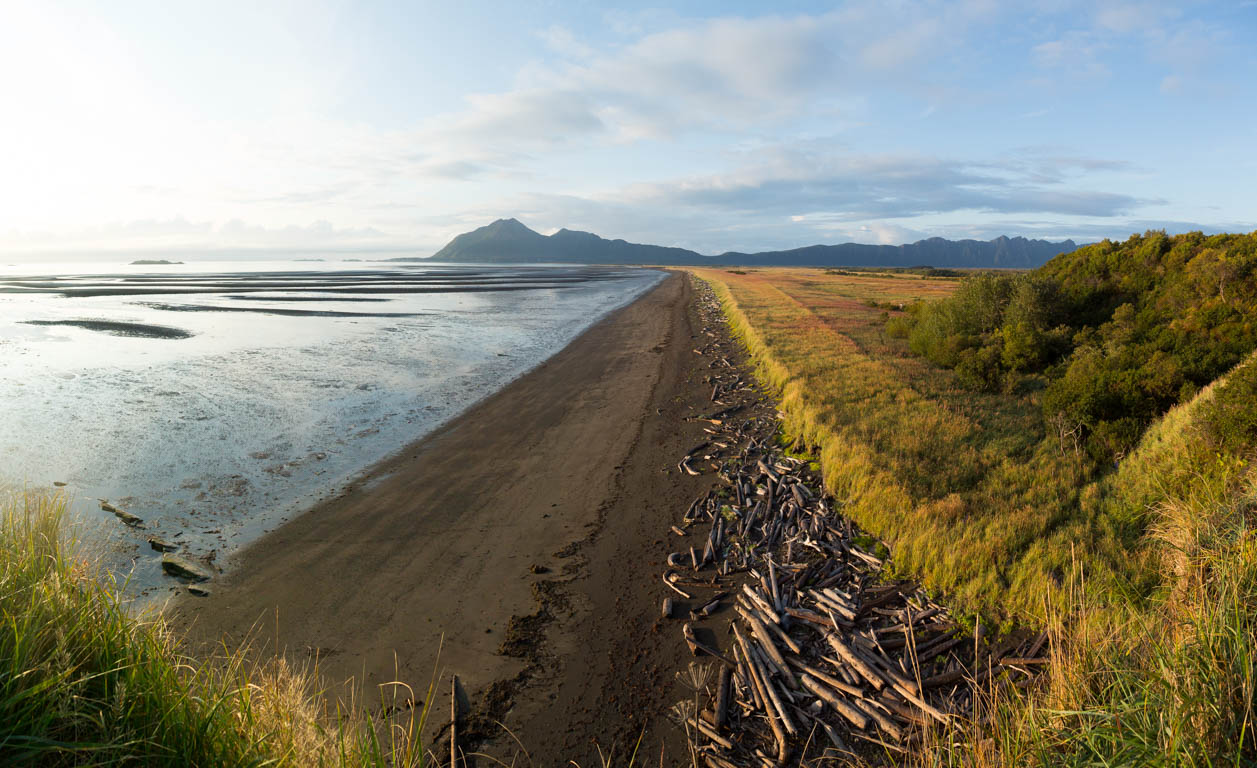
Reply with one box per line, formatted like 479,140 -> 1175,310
22,319 -> 194,339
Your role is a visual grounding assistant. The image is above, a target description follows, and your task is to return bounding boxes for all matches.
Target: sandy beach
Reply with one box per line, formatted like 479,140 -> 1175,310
173,271 -> 739,763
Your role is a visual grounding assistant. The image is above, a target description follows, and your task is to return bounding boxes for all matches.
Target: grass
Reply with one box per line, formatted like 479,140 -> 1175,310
691,267 -> 1257,765
0,487 -> 433,766
689,267 -> 1124,622
936,378 -> 1257,767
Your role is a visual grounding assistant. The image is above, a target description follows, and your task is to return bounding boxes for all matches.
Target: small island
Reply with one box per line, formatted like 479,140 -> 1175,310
130,259 -> 183,265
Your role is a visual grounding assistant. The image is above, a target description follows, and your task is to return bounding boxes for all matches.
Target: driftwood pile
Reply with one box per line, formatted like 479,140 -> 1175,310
665,281 -> 1048,766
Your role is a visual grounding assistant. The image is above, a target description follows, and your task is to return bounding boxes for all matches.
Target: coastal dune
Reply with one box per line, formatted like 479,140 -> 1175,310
175,271 -> 708,761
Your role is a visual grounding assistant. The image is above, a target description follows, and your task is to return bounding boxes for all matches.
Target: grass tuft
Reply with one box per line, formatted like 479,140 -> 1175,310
0,487 -> 431,766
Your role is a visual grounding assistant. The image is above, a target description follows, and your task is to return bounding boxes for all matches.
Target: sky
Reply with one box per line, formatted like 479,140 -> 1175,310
1,0 -> 1254,258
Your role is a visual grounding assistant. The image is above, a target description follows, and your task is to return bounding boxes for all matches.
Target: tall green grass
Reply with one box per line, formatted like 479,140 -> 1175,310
0,488 -> 431,766
934,443 -> 1257,766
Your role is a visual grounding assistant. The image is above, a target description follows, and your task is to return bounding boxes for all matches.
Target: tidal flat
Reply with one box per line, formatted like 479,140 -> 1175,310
0,260 -> 662,600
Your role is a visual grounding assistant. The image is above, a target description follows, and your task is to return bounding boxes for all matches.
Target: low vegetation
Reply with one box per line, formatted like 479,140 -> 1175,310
692,245 -> 1257,765
956,365 -> 1257,766
0,488 -> 430,766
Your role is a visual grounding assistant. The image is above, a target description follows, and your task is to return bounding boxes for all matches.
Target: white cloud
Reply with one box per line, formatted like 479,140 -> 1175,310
0,1 -> 1249,257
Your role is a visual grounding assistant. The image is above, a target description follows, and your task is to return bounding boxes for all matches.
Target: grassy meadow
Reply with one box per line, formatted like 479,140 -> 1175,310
692,264 -> 1257,765
0,488 -> 431,767
689,267 -> 1124,620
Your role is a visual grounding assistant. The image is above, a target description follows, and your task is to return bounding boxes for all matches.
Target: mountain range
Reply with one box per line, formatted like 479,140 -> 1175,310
414,218 -> 1078,269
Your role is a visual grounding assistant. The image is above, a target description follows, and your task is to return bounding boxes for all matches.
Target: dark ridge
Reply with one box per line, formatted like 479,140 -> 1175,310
421,217 -> 1080,269
23,319 -> 194,339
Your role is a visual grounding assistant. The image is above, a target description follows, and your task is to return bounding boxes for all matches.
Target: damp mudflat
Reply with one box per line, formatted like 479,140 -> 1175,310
0,259 -> 663,600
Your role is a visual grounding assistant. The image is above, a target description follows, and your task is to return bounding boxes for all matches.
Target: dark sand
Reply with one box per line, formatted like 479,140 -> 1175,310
173,271 -> 738,763
21,319 -> 194,339
138,302 -> 424,318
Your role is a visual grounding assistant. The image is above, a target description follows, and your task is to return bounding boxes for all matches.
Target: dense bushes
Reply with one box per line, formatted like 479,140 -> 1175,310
1202,358 -> 1257,454
899,231 -> 1257,463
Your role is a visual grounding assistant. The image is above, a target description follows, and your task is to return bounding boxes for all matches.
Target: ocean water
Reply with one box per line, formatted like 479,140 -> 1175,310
0,259 -> 663,598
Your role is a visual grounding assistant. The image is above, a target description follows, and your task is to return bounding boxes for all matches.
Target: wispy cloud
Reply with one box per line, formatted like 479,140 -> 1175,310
0,1 -> 1252,257
613,149 -> 1153,221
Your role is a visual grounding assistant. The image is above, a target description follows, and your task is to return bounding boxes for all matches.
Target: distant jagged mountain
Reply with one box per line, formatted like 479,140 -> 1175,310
420,218 -> 1078,269
716,235 -> 1079,269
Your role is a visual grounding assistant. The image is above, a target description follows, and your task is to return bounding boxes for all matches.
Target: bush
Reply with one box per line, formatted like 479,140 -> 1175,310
885,314 -> 913,339
1202,359 -> 1257,453
904,232 -> 1257,464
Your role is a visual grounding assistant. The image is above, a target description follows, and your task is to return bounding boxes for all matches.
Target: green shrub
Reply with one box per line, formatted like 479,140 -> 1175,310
1202,358 -> 1257,454
907,232 -> 1257,463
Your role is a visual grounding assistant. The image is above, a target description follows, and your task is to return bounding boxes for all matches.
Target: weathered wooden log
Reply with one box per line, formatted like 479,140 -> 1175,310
741,584 -> 781,624
851,697 -> 904,742
800,674 -> 868,729
703,755 -> 739,768
890,682 -> 951,724
736,604 -> 801,656
916,632 -> 965,662
735,644 -> 767,714
878,691 -> 930,727
101,500 -> 143,526
785,657 -> 863,696
662,572 -> 693,599
682,622 -> 700,656
693,595 -> 722,618
922,668 -> 966,689
714,663 -> 731,727
750,646 -> 798,737
688,716 -> 734,749
768,558 -> 782,611
738,608 -> 798,688
851,642 -> 920,697
782,606 -> 830,629
826,635 -> 885,690
732,625 -> 790,764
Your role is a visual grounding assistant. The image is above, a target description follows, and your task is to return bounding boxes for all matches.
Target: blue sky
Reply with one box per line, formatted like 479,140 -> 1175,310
1,0 -> 1254,257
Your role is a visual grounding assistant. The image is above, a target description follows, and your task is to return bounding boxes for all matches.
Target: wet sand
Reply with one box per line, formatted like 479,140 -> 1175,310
172,271 -> 731,763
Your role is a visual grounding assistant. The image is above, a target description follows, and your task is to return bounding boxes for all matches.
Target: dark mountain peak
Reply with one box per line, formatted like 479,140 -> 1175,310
550,227 -> 597,239
483,218 -> 537,235
427,218 -> 1081,268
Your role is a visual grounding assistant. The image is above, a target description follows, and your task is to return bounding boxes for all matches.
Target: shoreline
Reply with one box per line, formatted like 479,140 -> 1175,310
5,265 -> 663,605
172,270 -> 721,762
